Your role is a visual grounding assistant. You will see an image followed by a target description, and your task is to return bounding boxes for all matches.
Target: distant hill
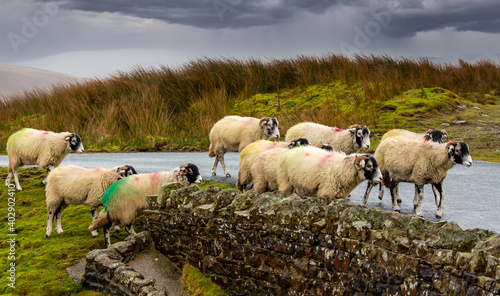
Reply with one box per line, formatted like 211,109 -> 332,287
0,65 -> 83,99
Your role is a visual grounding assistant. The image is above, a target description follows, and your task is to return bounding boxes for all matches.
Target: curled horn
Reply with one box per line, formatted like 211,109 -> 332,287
441,130 -> 448,137
445,141 -> 458,154
349,124 -> 360,129
259,117 -> 270,128
117,166 -> 129,178
354,155 -> 368,171
179,164 -> 189,175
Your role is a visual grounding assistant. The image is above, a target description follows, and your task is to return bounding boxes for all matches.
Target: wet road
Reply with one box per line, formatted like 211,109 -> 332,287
0,152 -> 498,233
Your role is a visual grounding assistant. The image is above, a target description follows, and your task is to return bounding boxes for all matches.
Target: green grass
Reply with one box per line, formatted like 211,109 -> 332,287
181,264 -> 228,296
0,167 -> 234,295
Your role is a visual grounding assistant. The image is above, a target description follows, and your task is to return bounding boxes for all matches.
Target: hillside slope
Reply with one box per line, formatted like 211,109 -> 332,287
0,64 -> 83,99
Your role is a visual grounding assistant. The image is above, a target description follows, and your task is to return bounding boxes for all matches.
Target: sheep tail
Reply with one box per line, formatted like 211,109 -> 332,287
88,210 -> 109,231
208,143 -> 216,158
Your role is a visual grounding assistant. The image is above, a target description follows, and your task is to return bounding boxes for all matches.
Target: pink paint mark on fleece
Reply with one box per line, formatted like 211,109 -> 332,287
318,153 -> 333,165
94,168 -> 101,172
243,117 -> 258,126
150,172 -> 161,182
423,140 -> 430,143
332,128 -> 342,134
42,131 -> 49,135
134,176 -> 140,181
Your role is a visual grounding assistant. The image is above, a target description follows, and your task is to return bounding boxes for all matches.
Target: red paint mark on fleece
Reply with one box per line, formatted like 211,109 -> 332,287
423,140 -> 430,143
94,168 -> 101,172
318,153 -> 333,165
42,131 -> 49,135
134,177 -> 140,181
150,172 -> 161,182
332,128 -> 342,134
306,153 -> 310,156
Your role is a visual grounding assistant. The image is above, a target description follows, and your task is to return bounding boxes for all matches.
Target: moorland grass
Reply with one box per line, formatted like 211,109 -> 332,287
1,54 -> 499,153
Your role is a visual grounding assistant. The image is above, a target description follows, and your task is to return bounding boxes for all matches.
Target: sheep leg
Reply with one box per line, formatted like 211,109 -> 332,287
362,181 -> 375,205
211,155 -> 220,176
431,184 -> 441,208
124,224 -> 137,236
113,223 -> 121,233
219,155 -> 231,177
396,184 -> 402,203
433,182 -> 445,219
46,205 -> 57,237
389,181 -> 400,213
12,168 -> 22,191
103,220 -> 113,248
5,170 -> 13,187
90,207 -> 99,237
377,183 -> 384,200
55,202 -> 69,234
42,166 -> 52,185
414,185 -> 424,217
279,182 -> 294,197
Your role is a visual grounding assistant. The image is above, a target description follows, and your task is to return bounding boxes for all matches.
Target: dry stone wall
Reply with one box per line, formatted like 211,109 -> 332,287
145,183 -> 499,295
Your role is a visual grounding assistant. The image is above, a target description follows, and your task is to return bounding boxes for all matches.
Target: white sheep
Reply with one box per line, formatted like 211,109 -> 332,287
209,116 -> 280,178
277,146 -> 382,200
236,138 -> 310,191
45,165 -> 137,238
285,122 -> 370,154
5,128 -> 84,191
381,128 -> 448,143
89,163 -> 202,248
363,139 -> 472,218
369,128 -> 449,205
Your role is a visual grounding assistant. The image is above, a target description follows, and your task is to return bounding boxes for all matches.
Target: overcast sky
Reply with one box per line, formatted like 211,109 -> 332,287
2,0 -> 500,78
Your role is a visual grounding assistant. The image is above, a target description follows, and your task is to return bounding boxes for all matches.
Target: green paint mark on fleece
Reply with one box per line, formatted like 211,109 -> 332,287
101,176 -> 138,209
7,128 -> 28,143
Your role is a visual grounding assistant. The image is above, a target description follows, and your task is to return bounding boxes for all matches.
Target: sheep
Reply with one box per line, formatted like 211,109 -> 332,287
277,146 -> 382,200
246,138 -> 312,194
236,138 -> 310,191
362,139 -> 472,219
285,122 -> 370,154
45,165 -> 137,238
369,128 -> 449,205
381,128 -> 448,143
209,116 -> 280,178
89,163 -> 202,248
5,128 -> 84,191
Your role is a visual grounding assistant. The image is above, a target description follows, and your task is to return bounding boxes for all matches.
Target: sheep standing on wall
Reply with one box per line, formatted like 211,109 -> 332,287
285,122 -> 370,154
366,128 -> 449,205
277,146 -> 382,199
236,138 -> 309,191
45,165 -> 137,238
209,116 -> 280,178
249,139 -> 312,194
363,139 -> 472,218
5,128 -> 84,191
89,163 -> 202,248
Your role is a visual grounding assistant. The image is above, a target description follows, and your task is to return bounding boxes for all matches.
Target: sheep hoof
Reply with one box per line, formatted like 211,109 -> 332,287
414,205 -> 418,210
225,173 -> 231,178
394,209 -> 400,213
212,172 -> 216,176
436,214 -> 442,219
397,199 -> 402,204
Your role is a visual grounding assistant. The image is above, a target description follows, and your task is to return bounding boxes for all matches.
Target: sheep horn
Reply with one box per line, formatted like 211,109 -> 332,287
354,155 -> 368,171
179,164 -> 189,175
441,130 -> 448,137
445,141 -> 458,155
425,129 -> 434,134
349,124 -> 360,129
259,117 -> 270,128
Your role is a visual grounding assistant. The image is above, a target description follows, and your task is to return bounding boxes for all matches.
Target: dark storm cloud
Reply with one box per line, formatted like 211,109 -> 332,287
39,0 -> 500,36
34,0 -> 342,29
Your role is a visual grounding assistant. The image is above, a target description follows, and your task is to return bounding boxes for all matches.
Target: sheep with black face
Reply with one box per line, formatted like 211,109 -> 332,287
277,146 -> 382,200
89,163 -> 202,248
5,128 -> 84,191
209,116 -> 280,178
363,139 -> 472,219
45,165 -> 137,238
285,122 -> 370,154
